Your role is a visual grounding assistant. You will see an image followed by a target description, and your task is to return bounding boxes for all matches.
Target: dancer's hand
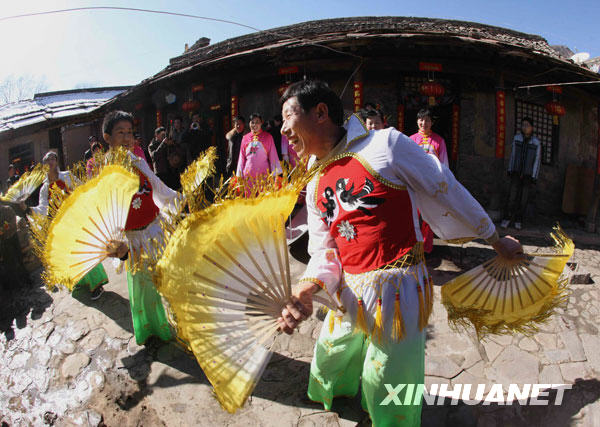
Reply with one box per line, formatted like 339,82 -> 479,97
277,281 -> 319,334
492,235 -> 524,260
106,240 -> 129,259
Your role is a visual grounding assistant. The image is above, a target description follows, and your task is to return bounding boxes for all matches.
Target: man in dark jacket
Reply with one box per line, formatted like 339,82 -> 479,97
182,112 -> 213,162
149,127 -> 187,190
225,115 -> 246,176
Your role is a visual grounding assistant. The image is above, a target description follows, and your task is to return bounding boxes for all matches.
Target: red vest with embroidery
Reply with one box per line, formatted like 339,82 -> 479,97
124,172 -> 159,231
48,179 -> 68,199
316,155 -> 417,274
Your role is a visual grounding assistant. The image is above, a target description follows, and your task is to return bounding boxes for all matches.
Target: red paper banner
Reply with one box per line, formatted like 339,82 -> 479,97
495,91 -> 506,158
451,104 -> 460,162
156,110 -> 162,127
396,104 -> 405,133
278,66 -> 299,75
353,81 -> 363,113
418,62 -> 443,72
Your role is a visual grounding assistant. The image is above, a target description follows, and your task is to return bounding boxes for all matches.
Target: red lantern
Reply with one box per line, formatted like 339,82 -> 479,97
419,81 -> 445,106
182,100 -> 200,112
546,85 -> 563,94
545,101 -> 565,124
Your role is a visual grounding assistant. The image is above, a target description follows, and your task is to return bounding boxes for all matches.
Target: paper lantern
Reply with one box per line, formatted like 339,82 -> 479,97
545,101 -> 565,125
420,82 -> 445,106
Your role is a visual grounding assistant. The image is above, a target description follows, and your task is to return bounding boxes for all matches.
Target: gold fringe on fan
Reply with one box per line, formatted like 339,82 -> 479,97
328,310 -> 336,334
180,146 -> 217,211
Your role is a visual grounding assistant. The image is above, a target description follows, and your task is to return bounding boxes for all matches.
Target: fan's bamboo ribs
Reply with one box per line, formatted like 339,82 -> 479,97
69,254 -> 106,268
88,216 -> 110,243
231,229 -> 281,302
202,254 -> 276,303
527,260 -> 564,275
96,206 -> 111,241
70,250 -> 109,256
270,218 -> 289,302
82,226 -> 107,245
189,292 -> 280,316
247,219 -> 285,302
450,263 -> 492,297
213,242 -> 280,306
75,239 -> 107,251
515,265 -> 535,305
279,214 -> 292,301
193,271 -> 277,309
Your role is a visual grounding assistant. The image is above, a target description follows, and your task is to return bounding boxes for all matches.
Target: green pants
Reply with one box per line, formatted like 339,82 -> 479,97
127,269 -> 172,345
74,263 -> 108,292
308,311 -> 425,427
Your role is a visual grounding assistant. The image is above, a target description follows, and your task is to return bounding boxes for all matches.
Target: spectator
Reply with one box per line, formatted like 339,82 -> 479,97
362,109 -> 385,130
268,114 -> 285,160
500,117 -> 542,230
237,113 -> 282,184
225,115 -> 246,176
147,127 -> 166,172
6,164 -> 19,190
149,129 -> 187,191
83,136 -> 98,162
171,116 -> 185,144
182,111 -> 213,161
86,142 -> 104,178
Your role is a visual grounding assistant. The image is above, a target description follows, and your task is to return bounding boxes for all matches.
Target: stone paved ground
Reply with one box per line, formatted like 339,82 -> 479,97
1,226 -> 599,427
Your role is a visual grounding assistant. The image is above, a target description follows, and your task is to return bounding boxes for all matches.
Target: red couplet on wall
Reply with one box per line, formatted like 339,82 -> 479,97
396,104 -> 405,133
353,81 -> 363,112
156,110 -> 162,127
231,96 -> 239,121
495,91 -> 506,158
451,104 -> 460,162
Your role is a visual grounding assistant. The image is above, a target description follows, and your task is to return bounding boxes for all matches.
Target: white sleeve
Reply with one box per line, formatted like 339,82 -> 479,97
129,152 -> 182,214
30,182 -> 49,216
389,130 -> 496,242
299,178 -> 343,296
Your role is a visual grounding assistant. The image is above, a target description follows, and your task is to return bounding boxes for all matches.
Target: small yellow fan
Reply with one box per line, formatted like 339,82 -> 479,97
441,226 -> 573,337
155,168 -> 333,413
43,165 -> 139,290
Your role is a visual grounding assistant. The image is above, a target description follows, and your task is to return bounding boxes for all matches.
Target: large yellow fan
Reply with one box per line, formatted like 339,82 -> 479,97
155,170 -> 332,413
1,163 -> 47,202
43,165 -> 139,290
441,226 -> 573,337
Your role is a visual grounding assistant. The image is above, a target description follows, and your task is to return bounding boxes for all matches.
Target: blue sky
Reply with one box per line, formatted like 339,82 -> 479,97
1,0 -> 598,92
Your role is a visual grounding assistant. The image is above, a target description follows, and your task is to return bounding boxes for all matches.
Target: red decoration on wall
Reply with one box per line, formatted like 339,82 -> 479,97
451,104 -> 460,162
495,91 -> 506,158
353,81 -> 363,112
278,66 -> 299,75
396,104 -> 405,133
156,110 -> 162,127
418,62 -> 443,72
182,100 -> 201,112
210,104 -> 221,111
192,84 -> 204,92
546,85 -> 563,94
231,96 -> 239,120
419,81 -> 445,106
545,101 -> 566,125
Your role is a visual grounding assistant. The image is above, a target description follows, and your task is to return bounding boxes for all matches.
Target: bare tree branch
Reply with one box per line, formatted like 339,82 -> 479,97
0,74 -> 49,105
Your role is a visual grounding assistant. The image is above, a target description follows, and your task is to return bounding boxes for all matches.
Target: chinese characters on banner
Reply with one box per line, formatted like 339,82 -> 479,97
451,104 -> 460,162
396,104 -> 405,133
231,96 -> 239,121
495,91 -> 506,158
353,81 -> 363,112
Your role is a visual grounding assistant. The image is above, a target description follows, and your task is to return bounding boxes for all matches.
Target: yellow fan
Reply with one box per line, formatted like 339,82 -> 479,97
1,163 -> 47,202
155,167 -> 330,413
180,146 -> 217,198
43,165 -> 139,290
441,226 -> 573,337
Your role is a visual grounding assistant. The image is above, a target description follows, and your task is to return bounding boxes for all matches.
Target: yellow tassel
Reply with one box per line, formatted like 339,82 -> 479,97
372,297 -> 384,344
417,284 -> 426,331
391,291 -> 405,342
354,298 -> 369,335
328,309 -> 335,334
